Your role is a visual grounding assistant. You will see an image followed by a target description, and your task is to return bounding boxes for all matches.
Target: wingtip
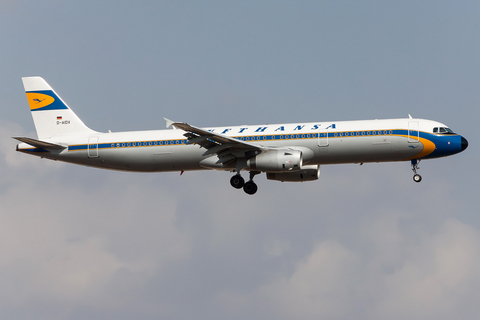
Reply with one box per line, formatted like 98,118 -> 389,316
164,117 -> 176,128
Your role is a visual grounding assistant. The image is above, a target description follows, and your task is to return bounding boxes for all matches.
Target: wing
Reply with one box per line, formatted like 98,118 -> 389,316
164,118 -> 264,167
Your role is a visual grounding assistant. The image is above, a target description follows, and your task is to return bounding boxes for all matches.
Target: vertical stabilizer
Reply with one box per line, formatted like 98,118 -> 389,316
22,77 -> 97,139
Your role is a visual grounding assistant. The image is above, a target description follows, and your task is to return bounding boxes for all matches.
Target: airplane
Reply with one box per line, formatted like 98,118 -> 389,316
14,76 -> 468,195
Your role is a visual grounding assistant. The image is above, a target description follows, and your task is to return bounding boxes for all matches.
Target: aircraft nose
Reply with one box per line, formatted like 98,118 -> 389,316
461,136 -> 468,151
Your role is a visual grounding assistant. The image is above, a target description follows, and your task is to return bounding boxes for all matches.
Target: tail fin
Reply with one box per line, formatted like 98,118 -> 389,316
22,77 -> 97,139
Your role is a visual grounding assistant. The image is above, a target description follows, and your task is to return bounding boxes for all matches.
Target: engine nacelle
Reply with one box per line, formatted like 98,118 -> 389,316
247,149 -> 302,172
266,165 -> 320,182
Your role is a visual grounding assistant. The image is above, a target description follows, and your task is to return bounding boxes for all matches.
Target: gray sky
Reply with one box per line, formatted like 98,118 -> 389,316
1,1 -> 479,319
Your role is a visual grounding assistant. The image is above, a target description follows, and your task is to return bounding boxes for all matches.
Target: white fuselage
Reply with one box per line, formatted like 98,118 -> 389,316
17,118 -> 466,173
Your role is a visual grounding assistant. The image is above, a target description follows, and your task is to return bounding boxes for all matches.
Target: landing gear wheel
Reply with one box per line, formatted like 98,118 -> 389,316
243,181 -> 258,195
411,159 -> 422,183
230,175 -> 245,189
413,174 -> 422,183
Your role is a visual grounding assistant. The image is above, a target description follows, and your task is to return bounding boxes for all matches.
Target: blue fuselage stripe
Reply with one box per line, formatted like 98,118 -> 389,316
67,129 -> 461,160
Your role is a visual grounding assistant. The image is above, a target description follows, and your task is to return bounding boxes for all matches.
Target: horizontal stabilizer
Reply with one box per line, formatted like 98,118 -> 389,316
13,137 -> 66,150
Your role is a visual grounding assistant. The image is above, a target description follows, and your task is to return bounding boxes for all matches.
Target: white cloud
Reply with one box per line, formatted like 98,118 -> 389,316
254,218 -> 480,320
264,238 -> 291,257
260,240 -> 360,320
370,219 -> 480,320
0,127 -> 193,316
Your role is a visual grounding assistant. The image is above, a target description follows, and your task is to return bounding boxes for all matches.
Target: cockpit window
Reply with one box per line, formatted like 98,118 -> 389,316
433,127 -> 454,134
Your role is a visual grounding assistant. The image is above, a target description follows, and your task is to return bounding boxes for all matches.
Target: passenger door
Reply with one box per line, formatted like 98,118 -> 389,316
408,121 -> 420,143
88,136 -> 99,158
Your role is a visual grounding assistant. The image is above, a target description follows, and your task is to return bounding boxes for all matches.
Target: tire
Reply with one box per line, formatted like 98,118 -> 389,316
413,174 -> 422,183
243,181 -> 258,195
230,175 -> 245,189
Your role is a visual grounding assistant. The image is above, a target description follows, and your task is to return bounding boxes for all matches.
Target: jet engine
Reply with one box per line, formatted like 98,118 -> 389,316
247,149 -> 302,172
266,165 -> 320,182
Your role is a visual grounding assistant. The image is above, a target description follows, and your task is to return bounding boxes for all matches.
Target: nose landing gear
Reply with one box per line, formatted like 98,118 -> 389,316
411,159 -> 422,183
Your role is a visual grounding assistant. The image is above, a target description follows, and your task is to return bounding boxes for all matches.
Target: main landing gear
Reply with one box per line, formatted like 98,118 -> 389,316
230,171 -> 260,195
411,159 -> 422,183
